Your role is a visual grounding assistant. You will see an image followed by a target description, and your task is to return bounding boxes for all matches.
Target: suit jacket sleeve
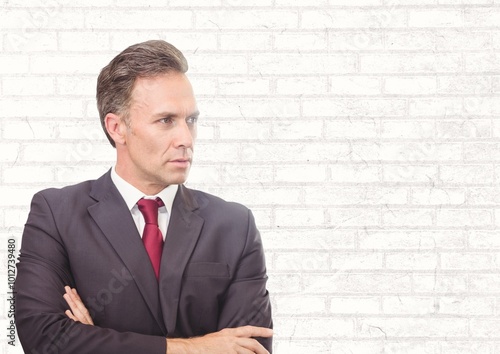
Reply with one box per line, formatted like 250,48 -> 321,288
15,192 -> 166,354
216,209 -> 273,351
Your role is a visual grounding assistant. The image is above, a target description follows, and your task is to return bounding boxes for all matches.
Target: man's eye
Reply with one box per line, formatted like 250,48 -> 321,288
187,116 -> 198,125
159,118 -> 173,124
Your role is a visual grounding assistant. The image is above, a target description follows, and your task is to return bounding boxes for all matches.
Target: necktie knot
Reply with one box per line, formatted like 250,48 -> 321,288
137,197 -> 164,225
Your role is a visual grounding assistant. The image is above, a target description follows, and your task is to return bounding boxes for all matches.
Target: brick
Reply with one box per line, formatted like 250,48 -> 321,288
330,31 -> 384,51
382,209 -> 434,226
195,10 -> 298,30
383,164 -> 438,183
2,120 -> 58,140
6,0 -> 114,6
275,296 -> 327,315
471,274 -> 500,293
201,98 -> 299,118
0,55 -> 29,74
437,209 -> 493,227
112,0 -> 173,5
85,10 -> 192,29
274,32 -> 327,51
109,32 -> 163,52
0,187 -> 41,206
275,252 -> 329,271
409,98 -> 465,116
275,164 -> 326,183
471,319 -> 500,337
440,165 -> 495,185
329,207 -> 380,227
359,318 -> 468,337
277,317 -> 355,337
305,186 -> 408,205
3,77 -> 55,96
414,274 -> 467,294
222,0 -> 273,6
465,143 -> 500,161
0,99 -> 83,118
363,53 -> 461,74
275,208 -> 324,227
468,187 -> 500,205
380,120 -> 434,139
3,31 -> 57,52
241,143 -> 349,163
273,120 -> 323,139
250,54 -> 356,75
469,230 -> 500,249
303,98 -> 406,117
329,341 -> 440,354
330,164 -> 381,183
440,297 -> 495,316
217,186 -> 301,206
56,76 -> 95,96
330,297 -> 381,314
24,142 -> 114,163
276,77 -> 328,95
326,119 -> 378,139
330,252 -> 384,270
384,77 -> 437,95
386,31 -> 436,51
262,229 -> 356,250
0,9 -> 85,30
4,166 -> 54,184
301,9 -> 406,29
465,8 -> 500,27
189,55 -> 248,75
437,119 -> 491,139
189,77 -> 217,96
359,230 -> 466,250
330,76 -> 381,95
218,78 -> 270,95
275,341 -> 332,354
59,32 -> 110,51
31,54 -> 110,74
266,274 -> 301,294
441,342 -> 494,354
56,165 -> 111,184
304,273 -> 411,294
220,33 -> 272,51
382,296 -> 435,315
408,9 -> 463,27
58,122 -> 108,141
386,253 -> 439,270
440,252 -> 493,270
352,142 -> 462,162
275,0 -> 327,5
192,142 -> 239,162
163,32 -> 218,52
218,120 -> 271,140
436,30 -> 491,50
0,143 -> 21,163
411,187 -> 466,205
466,53 -> 500,73
170,0 -> 222,5
5,208 -> 31,229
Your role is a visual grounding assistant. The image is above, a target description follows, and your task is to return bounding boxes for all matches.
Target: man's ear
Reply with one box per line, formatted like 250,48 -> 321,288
105,113 -> 126,146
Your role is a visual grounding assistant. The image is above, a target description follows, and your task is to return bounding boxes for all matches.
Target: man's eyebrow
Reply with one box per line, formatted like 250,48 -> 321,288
152,110 -> 200,118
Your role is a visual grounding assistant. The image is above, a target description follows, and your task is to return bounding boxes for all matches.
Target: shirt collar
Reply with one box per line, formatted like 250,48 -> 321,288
110,166 -> 178,216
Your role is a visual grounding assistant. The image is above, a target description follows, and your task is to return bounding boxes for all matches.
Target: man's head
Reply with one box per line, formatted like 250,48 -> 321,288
97,40 -> 188,147
98,40 -> 199,194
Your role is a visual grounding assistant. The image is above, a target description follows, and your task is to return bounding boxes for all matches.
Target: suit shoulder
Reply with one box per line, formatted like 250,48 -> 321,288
186,187 -> 250,216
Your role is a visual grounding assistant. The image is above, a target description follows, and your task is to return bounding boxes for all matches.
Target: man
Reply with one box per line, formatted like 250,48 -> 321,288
15,40 -> 273,354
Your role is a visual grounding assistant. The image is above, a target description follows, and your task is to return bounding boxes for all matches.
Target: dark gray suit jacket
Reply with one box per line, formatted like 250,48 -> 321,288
15,170 -> 272,354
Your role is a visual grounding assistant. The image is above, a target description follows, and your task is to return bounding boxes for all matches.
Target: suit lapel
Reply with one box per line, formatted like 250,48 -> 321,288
159,185 -> 204,334
87,171 -> 167,334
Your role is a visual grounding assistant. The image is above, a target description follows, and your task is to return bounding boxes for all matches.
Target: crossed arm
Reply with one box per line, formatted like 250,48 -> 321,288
63,286 -> 272,354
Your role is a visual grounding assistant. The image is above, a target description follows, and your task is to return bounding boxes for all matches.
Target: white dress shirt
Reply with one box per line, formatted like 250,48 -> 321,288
110,167 -> 178,240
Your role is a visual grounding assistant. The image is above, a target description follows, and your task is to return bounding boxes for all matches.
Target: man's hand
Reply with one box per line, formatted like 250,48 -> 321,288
63,287 -> 272,353
167,326 -> 273,354
63,286 -> 94,325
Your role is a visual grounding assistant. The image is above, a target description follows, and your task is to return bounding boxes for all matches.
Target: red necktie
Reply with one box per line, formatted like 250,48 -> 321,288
137,198 -> 164,280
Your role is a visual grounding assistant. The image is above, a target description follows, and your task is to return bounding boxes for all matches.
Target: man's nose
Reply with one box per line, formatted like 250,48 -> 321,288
174,120 -> 194,149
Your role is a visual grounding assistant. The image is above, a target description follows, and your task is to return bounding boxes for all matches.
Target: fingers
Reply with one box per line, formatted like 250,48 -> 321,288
63,286 -> 94,325
229,325 -> 273,339
235,337 -> 270,354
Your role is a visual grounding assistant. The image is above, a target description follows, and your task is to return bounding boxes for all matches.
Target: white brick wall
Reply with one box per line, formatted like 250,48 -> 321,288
1,1 -> 500,353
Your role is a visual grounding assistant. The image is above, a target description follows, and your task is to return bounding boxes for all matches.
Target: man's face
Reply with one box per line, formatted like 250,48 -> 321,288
116,72 -> 199,194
